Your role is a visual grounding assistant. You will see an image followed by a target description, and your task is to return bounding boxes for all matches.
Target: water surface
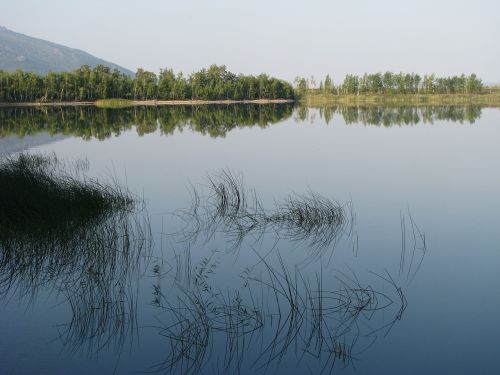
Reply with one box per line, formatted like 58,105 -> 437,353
0,104 -> 499,374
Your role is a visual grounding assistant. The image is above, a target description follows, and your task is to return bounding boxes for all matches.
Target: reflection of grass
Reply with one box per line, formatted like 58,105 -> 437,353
0,153 -> 133,233
95,99 -> 134,108
0,153 -> 153,353
178,170 -> 352,254
153,248 -> 407,374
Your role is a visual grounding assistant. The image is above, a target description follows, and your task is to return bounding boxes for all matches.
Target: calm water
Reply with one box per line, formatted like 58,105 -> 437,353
1,105 -> 499,374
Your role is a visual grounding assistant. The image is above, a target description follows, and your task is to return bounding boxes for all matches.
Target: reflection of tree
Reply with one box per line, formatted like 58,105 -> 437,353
0,105 -> 480,141
315,105 -> 482,126
0,104 -> 294,140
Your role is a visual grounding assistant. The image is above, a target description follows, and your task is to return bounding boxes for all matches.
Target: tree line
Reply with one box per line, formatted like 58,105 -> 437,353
0,66 -> 485,102
295,72 -> 484,96
0,65 -> 295,102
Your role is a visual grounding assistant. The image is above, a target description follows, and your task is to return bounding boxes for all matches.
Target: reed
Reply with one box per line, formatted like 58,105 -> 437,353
152,247 -> 408,374
0,153 -> 153,354
0,153 -> 134,234
176,170 -> 352,255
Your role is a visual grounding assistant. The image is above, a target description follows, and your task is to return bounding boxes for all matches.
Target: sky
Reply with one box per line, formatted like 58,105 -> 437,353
2,0 -> 500,83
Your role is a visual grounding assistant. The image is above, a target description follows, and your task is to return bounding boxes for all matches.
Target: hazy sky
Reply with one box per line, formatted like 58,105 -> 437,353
2,0 -> 499,83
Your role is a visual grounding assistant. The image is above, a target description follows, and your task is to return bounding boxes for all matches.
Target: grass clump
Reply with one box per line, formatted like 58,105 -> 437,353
0,153 -> 153,351
178,170 -> 352,253
95,99 -> 134,108
0,153 -> 133,233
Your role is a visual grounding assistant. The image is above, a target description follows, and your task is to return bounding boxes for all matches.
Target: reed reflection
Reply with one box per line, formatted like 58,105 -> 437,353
151,172 -> 428,374
0,153 -> 153,353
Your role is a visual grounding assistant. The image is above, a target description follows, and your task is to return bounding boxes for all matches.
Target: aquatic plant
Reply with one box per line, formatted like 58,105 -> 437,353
0,153 -> 133,234
150,248 -> 408,375
0,153 -> 153,353
399,210 -> 427,285
176,170 -> 353,257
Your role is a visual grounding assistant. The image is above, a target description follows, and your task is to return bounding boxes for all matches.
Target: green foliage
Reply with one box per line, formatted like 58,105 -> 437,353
323,74 -> 333,93
295,72 -> 484,97
0,64 -> 295,102
95,99 -> 134,108
293,77 -> 308,97
0,65 -> 134,102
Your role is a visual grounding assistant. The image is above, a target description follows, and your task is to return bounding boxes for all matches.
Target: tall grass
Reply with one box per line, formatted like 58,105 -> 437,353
0,153 -> 153,353
0,153 -> 133,233
176,170 -> 353,256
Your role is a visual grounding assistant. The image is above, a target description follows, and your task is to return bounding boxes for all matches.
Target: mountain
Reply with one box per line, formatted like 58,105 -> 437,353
0,26 -> 133,76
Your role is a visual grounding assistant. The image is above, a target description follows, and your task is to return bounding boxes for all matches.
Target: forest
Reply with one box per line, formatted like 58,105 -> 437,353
295,72 -> 484,96
0,64 -> 295,102
0,66 -> 487,104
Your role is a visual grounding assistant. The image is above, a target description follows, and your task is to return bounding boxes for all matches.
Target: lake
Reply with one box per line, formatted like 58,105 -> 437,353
1,104 -> 499,375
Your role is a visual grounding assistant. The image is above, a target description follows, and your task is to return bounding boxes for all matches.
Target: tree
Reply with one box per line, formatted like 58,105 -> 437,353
294,77 -> 308,97
324,74 -> 333,93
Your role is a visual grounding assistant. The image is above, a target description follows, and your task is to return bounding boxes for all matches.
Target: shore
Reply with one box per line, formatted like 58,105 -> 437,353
299,90 -> 500,107
0,99 -> 295,108
2,92 -> 500,108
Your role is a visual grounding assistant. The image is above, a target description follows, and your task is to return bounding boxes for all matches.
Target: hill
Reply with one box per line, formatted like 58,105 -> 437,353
0,26 -> 133,76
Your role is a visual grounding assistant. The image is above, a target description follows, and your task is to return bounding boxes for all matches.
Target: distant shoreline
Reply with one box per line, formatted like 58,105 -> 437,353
2,92 -> 500,108
299,91 -> 500,107
0,99 -> 295,108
